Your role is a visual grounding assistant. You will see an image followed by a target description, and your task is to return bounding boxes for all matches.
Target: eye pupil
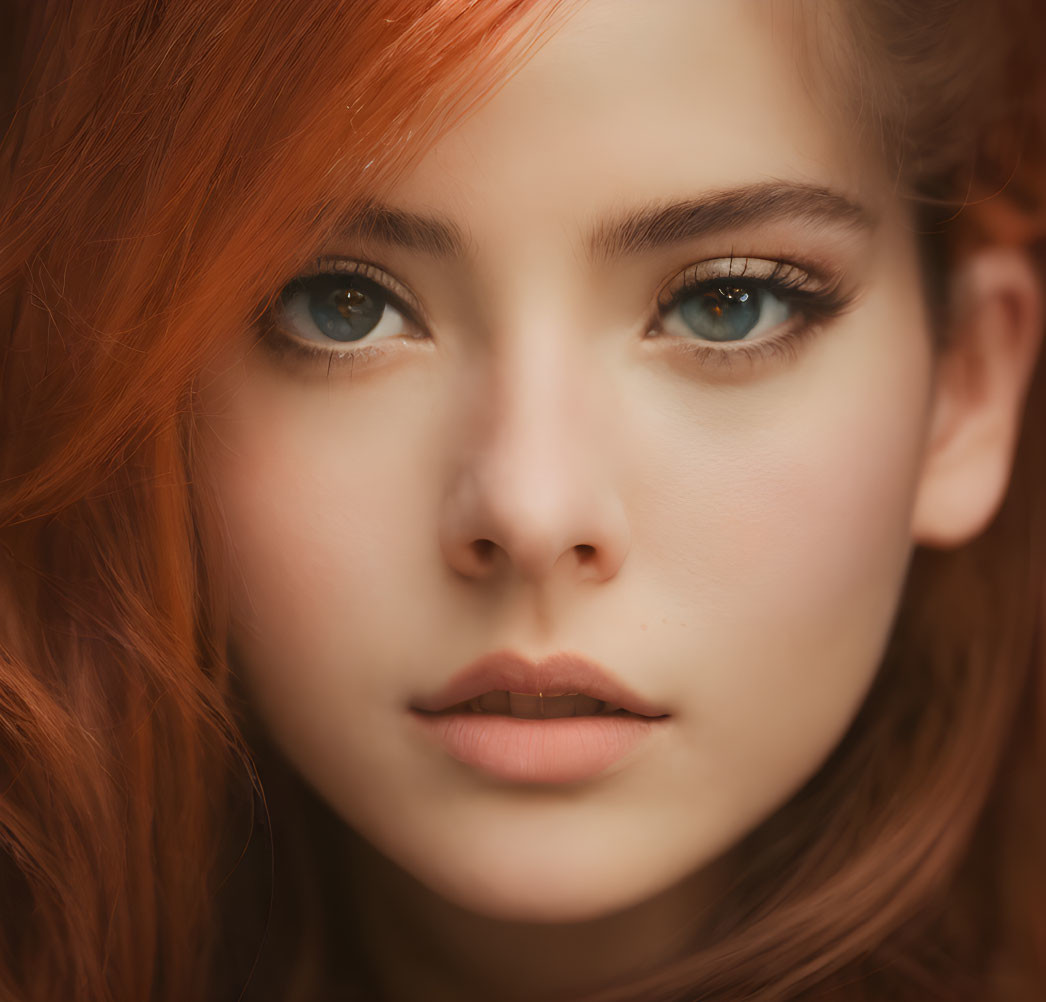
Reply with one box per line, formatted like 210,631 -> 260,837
334,287 -> 371,319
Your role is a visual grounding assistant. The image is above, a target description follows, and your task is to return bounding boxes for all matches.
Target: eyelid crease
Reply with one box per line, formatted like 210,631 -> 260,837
656,256 -> 826,310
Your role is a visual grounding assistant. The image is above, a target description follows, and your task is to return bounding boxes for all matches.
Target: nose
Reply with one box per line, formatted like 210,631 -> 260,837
438,338 -> 630,586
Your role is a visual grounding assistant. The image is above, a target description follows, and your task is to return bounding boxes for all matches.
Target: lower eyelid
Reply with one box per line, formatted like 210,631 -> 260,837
663,326 -> 810,374
255,315 -> 392,370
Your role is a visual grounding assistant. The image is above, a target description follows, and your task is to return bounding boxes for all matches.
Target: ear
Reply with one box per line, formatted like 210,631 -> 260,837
912,247 -> 1044,548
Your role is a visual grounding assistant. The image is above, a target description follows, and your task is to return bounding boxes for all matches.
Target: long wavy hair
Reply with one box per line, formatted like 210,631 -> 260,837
1,2 -> 1044,1000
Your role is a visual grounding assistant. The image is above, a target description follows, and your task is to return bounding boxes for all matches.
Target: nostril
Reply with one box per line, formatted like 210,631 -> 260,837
472,539 -> 497,563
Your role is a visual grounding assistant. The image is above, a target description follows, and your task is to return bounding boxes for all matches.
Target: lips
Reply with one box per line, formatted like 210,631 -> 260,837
408,650 -> 669,783
410,649 -> 669,719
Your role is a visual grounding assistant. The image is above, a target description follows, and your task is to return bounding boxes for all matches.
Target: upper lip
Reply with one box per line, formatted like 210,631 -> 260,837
410,649 -> 670,718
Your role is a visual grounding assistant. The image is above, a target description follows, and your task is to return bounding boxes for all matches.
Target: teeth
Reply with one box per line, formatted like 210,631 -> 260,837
462,691 -> 608,718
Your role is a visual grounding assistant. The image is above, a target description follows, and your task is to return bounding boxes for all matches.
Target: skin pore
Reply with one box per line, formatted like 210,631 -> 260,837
195,1 -> 1041,999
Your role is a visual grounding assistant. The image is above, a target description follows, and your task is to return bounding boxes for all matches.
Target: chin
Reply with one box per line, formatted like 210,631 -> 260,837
427,872 -> 656,925
395,839 -> 699,925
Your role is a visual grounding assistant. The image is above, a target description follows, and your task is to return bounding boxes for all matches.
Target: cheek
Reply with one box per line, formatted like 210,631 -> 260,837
197,363 -> 442,720
625,293 -> 934,819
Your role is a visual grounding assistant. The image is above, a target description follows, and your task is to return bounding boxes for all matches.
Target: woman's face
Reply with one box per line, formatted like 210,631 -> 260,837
199,0 -> 939,922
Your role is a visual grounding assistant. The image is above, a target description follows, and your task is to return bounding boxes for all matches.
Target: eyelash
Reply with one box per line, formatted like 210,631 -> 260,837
646,258 -> 854,373
257,256 -> 854,372
255,258 -> 426,370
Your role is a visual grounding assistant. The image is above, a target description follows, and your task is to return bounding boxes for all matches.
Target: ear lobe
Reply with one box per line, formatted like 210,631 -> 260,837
911,247 -> 1044,549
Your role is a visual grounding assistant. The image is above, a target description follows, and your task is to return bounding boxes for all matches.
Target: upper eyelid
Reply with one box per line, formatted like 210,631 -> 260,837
656,257 -> 817,308
299,257 -> 426,320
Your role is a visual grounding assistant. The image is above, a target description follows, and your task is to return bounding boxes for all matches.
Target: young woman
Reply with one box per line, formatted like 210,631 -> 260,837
2,2 -> 1045,1000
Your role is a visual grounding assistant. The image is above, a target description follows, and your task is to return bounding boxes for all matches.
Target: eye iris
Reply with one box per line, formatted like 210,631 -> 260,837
304,275 -> 386,342
680,285 -> 761,342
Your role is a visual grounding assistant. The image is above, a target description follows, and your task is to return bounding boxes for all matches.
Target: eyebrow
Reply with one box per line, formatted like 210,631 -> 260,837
588,182 -> 874,262
341,202 -> 468,258
338,181 -> 873,262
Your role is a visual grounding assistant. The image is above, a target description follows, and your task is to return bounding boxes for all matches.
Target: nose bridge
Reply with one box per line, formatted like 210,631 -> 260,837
485,330 -> 584,520
439,310 -> 629,584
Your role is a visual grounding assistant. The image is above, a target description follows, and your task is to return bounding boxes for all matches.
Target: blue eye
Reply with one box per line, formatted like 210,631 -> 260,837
277,272 -> 409,345
664,284 -> 791,343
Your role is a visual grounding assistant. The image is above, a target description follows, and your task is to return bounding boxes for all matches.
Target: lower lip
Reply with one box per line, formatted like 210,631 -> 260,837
409,711 -> 662,784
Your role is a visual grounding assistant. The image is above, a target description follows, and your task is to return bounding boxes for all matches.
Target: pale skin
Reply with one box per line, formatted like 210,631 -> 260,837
195,1 -> 1043,999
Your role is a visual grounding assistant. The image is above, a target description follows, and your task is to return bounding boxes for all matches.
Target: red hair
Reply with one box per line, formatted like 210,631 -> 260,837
1,2 -> 1044,1000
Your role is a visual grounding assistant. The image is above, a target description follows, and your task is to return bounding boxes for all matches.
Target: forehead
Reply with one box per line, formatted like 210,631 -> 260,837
385,0 -> 873,231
